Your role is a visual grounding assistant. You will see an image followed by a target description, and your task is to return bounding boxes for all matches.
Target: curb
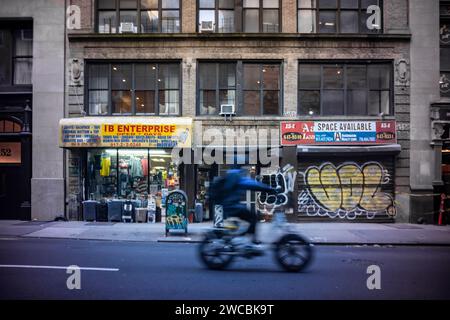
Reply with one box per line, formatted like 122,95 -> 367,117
2,234 -> 450,247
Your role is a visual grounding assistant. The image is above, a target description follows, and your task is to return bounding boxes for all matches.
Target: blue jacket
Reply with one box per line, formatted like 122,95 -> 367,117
213,169 -> 275,215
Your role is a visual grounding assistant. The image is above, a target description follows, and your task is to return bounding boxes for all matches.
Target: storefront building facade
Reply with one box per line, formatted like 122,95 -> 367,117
0,0 -> 65,221
63,0 -> 416,223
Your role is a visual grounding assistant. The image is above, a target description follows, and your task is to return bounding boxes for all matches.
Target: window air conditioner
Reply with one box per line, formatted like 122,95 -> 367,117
119,22 -> 137,33
220,104 -> 235,116
199,21 -> 214,33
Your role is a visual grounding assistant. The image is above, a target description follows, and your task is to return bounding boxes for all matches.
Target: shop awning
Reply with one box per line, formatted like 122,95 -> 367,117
296,144 -> 402,156
59,117 -> 193,149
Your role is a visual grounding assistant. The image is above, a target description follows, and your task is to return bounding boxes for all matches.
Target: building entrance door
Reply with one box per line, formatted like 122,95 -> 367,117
0,166 -> 23,219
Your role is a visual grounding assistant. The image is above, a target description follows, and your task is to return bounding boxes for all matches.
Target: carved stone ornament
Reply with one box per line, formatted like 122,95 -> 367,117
432,122 -> 446,141
395,59 -> 410,86
70,58 -> 83,85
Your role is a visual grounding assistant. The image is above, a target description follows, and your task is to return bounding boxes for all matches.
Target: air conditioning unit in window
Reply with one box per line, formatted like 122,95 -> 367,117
119,22 -> 137,33
220,104 -> 235,116
199,21 -> 214,33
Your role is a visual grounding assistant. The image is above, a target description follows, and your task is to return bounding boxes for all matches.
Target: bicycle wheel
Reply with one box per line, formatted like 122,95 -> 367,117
275,233 -> 313,272
198,231 -> 235,270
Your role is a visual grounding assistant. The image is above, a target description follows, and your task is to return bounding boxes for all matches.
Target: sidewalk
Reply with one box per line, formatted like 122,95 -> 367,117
1,219 -> 450,246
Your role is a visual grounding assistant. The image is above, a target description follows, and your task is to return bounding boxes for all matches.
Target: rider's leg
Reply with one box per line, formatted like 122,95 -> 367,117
236,207 -> 258,243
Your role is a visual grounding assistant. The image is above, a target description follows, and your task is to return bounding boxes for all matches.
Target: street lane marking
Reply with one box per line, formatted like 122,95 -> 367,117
0,264 -> 119,272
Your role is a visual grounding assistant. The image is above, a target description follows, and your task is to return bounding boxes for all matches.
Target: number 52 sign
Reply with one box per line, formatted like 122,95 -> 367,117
0,142 -> 21,164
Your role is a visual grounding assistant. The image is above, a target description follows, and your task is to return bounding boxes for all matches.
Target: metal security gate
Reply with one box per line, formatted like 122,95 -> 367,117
297,155 -> 396,222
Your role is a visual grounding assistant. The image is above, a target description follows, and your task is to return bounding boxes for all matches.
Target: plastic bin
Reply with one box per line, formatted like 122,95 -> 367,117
82,201 -> 98,222
195,202 -> 204,223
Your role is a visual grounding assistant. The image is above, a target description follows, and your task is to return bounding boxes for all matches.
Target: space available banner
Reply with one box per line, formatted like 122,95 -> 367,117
281,121 -> 397,146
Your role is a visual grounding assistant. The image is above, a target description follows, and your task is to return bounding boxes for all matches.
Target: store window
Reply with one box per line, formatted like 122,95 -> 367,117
298,0 -> 382,34
298,62 -> 392,116
86,149 -> 179,201
197,61 -> 281,116
87,62 -> 180,116
0,22 -> 33,87
441,1 -> 450,98
97,0 -> 180,34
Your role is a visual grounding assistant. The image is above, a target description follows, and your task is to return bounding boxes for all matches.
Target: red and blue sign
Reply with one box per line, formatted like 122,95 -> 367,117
281,121 -> 397,146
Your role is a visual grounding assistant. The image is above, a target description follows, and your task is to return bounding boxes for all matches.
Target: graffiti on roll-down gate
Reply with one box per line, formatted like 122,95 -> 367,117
298,162 -> 396,220
257,164 -> 297,214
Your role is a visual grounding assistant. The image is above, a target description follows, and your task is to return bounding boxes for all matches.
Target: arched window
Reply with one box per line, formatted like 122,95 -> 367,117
0,119 -> 22,133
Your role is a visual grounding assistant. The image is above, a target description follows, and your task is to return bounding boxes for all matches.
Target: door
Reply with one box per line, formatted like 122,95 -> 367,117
0,166 -> 22,219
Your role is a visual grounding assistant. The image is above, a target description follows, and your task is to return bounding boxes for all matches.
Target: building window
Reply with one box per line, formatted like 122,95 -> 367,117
199,62 -> 236,115
441,1 -> 450,97
86,149 -> 179,201
243,0 -> 280,33
198,0 -> 235,33
198,61 -> 281,116
298,0 -> 382,34
0,23 -> 33,86
87,62 -> 180,116
298,62 -> 392,116
0,119 -> 22,133
97,0 -> 180,34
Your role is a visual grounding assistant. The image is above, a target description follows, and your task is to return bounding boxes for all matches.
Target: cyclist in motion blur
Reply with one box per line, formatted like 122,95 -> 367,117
209,167 -> 277,252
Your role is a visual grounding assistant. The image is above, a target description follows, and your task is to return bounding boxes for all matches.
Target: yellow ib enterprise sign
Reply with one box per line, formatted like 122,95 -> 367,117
59,117 -> 192,148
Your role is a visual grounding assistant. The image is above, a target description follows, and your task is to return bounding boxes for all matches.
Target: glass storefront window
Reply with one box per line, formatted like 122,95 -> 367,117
149,149 -> 179,194
118,149 -> 148,199
86,148 -> 179,201
87,149 -> 118,200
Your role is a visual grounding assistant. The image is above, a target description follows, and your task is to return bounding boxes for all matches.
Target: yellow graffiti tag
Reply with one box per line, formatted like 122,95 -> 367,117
305,162 -> 394,215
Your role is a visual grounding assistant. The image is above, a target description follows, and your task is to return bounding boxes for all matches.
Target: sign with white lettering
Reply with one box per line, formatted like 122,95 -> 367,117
0,142 -> 21,164
281,121 -> 396,146
59,117 -> 192,148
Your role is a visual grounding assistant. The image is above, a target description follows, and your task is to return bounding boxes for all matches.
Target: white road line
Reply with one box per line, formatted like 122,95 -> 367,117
0,264 -> 119,272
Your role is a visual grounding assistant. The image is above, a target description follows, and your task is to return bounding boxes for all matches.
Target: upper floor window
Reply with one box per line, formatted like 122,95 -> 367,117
298,0 -> 382,34
298,62 -> 392,116
441,1 -> 450,97
197,0 -> 281,33
198,61 -> 282,116
0,23 -> 33,87
244,0 -> 280,33
87,62 -> 180,116
97,0 -> 180,34
198,0 -> 235,33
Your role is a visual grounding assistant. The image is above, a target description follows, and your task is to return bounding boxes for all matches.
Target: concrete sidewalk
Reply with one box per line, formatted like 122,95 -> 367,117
1,219 -> 450,246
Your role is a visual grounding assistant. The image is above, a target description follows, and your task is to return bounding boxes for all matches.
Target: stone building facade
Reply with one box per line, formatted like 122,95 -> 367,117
0,0 -> 65,221
60,0 -> 417,223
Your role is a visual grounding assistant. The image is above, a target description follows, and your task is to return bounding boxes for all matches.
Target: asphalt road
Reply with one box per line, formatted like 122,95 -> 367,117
0,238 -> 449,300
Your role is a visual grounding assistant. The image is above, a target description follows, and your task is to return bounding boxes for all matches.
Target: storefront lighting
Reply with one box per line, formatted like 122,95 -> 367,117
113,66 -> 117,71
149,150 -> 170,155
